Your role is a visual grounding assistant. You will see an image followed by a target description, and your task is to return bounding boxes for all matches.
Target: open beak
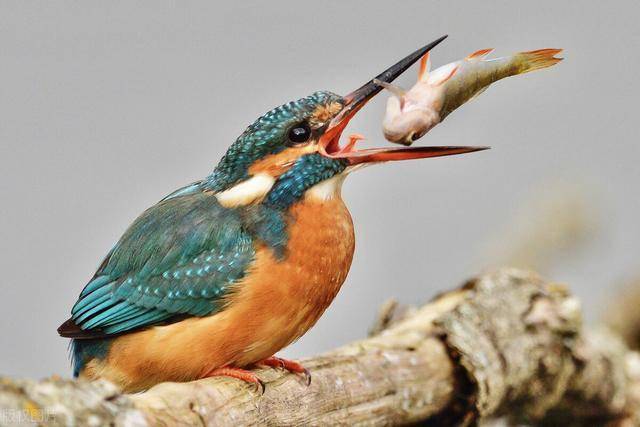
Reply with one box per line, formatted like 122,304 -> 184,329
319,35 -> 489,164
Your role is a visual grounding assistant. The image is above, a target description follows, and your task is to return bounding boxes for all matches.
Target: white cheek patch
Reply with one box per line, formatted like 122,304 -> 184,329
215,173 -> 275,208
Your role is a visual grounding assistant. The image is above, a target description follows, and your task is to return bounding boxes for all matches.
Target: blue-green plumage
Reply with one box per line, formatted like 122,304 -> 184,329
204,91 -> 343,192
70,339 -> 112,377
71,190 -> 255,335
266,154 -> 347,210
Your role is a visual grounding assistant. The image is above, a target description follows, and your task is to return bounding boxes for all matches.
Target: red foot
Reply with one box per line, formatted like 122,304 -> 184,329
258,356 -> 311,385
204,366 -> 264,393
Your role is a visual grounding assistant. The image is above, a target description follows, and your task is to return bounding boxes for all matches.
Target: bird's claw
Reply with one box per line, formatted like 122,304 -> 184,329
255,378 -> 266,394
259,356 -> 311,385
301,367 -> 312,386
203,366 -> 265,394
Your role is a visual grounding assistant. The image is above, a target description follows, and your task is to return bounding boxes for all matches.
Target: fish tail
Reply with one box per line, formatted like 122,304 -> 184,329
514,49 -> 563,74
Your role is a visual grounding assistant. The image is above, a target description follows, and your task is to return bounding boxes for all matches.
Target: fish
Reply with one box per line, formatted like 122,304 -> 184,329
376,48 -> 563,145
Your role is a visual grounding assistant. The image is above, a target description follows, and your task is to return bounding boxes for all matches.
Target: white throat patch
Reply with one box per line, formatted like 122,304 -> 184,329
306,174 -> 346,202
215,173 -> 275,208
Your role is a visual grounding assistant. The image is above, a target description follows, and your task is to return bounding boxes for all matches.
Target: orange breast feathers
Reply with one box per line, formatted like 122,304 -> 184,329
86,193 -> 355,391
227,193 -> 355,365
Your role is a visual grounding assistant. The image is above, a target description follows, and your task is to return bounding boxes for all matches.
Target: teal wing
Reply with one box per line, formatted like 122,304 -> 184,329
58,184 -> 255,337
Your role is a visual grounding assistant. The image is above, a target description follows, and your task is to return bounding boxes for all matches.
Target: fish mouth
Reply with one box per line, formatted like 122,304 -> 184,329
319,35 -> 488,164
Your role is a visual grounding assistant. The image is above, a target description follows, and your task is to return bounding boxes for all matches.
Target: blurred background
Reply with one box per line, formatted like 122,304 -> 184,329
1,1 -> 638,378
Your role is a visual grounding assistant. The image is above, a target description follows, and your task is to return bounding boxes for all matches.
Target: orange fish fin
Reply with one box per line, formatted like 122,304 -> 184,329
466,48 -> 494,61
428,64 -> 459,87
516,48 -> 563,74
340,133 -> 365,154
418,51 -> 431,81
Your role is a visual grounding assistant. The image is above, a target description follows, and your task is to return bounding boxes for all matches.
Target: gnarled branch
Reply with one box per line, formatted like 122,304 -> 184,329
1,269 -> 638,426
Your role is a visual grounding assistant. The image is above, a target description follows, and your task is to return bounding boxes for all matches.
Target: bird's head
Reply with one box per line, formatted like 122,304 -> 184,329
205,36 -> 487,209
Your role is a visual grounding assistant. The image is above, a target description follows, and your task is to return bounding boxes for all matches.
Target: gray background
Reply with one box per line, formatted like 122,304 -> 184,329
1,1 -> 638,378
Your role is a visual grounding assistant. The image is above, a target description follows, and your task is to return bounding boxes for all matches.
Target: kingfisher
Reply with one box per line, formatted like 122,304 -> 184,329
58,35 -> 486,393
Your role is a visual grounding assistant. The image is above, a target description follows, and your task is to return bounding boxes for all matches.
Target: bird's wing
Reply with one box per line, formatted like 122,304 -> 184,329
58,185 -> 255,338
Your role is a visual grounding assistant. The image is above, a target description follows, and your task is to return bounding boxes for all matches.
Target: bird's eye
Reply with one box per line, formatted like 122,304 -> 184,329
287,122 -> 312,145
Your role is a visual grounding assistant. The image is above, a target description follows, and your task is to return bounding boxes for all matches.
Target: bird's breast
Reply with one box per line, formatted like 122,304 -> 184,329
225,186 -> 355,365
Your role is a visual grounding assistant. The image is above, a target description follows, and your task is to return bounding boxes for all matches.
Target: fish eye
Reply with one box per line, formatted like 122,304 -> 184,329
410,131 -> 422,142
287,122 -> 312,145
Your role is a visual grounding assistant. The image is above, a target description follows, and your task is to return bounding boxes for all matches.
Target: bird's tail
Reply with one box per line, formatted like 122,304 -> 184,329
69,338 -> 113,377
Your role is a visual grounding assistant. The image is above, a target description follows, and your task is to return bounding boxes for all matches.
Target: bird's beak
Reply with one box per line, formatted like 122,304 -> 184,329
319,35 -> 489,164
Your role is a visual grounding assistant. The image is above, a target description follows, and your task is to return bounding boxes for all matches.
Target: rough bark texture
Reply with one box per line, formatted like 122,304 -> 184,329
605,276 -> 640,352
1,268 -> 639,426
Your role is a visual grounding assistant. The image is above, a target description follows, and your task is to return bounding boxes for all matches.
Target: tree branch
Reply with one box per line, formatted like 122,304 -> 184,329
605,275 -> 640,352
1,269 -> 639,426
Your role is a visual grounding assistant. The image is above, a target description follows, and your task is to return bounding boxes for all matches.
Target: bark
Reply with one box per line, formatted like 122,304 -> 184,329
1,268 -> 638,426
605,276 -> 640,351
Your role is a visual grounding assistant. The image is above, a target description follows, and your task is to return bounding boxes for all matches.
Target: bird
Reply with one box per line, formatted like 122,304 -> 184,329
57,35 -> 487,393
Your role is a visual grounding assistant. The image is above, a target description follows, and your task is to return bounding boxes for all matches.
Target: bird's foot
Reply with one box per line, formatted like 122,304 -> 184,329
204,366 -> 265,393
258,356 -> 311,385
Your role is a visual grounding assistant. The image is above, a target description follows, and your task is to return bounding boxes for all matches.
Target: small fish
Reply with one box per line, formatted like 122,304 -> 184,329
376,48 -> 563,145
